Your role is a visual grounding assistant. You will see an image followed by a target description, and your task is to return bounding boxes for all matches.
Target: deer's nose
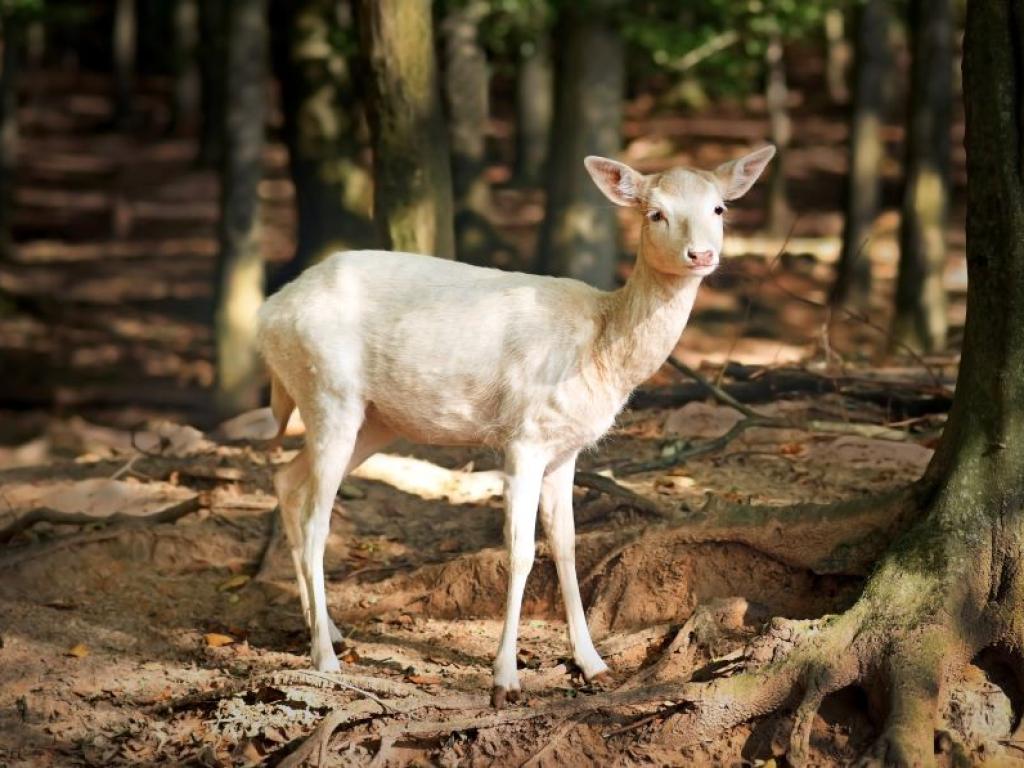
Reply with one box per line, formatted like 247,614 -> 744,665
686,249 -> 715,267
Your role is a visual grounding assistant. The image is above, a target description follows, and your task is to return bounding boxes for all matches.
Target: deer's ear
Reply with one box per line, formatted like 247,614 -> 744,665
714,145 -> 776,200
584,156 -> 645,207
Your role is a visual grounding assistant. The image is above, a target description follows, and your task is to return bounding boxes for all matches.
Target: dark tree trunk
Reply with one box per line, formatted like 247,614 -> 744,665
535,5 -> 624,289
671,2 -> 1024,763
198,0 -> 226,167
213,0 -> 267,416
514,36 -> 553,186
171,0 -> 200,135
355,0 -> 455,259
0,15 -> 19,260
269,0 -> 373,290
764,32 -> 791,236
113,0 -> 136,128
830,0 -> 891,307
890,0 -> 952,354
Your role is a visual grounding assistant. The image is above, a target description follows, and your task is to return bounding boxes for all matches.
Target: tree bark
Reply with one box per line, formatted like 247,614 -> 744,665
830,0 -> 891,308
214,0 -> 267,417
889,0 -> 952,354
356,0 -> 454,259
171,0 -> 200,135
764,32 -> 791,237
113,0 -> 136,128
198,0 -> 226,167
669,2 -> 1024,763
535,5 -> 624,289
514,36 -> 552,186
270,0 -> 373,290
0,14 -> 20,261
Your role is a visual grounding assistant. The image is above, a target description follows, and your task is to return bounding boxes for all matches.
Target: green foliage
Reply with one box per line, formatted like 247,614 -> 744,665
0,0 -> 43,23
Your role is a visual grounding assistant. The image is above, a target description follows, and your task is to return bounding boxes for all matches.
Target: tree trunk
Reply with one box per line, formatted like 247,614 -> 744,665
269,0 -> 373,290
198,0 -> 226,167
0,15 -> 19,261
113,0 -> 136,128
214,0 -> 267,417
830,0 -> 891,307
889,0 -> 952,354
171,0 -> 200,135
668,2 -> 1024,763
514,36 -> 553,186
355,0 -> 454,259
442,0 -> 506,265
764,32 -> 791,237
824,7 -> 850,106
535,5 -> 624,289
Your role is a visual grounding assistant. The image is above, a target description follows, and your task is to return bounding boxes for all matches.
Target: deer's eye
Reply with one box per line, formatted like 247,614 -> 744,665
647,210 -> 664,223
714,205 -> 725,216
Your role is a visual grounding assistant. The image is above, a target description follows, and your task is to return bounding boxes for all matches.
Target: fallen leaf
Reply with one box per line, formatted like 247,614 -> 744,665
341,649 -> 360,664
777,442 -> 807,456
203,633 -> 235,648
437,537 -> 461,553
66,643 -> 89,658
218,574 -> 250,591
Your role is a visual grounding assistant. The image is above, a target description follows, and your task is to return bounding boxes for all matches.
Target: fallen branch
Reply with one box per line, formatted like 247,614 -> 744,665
0,495 -> 201,546
573,471 -> 668,518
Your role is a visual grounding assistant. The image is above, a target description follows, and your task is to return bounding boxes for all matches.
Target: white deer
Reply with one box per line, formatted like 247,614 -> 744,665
256,145 -> 775,707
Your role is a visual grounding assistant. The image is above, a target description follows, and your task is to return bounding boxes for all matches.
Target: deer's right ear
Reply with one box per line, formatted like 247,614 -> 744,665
584,156 -> 645,207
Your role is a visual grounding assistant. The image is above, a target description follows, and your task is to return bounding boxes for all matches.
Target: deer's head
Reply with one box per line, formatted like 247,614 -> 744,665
585,145 -> 776,278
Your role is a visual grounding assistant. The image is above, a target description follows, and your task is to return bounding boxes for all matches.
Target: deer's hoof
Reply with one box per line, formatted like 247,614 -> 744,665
490,685 -> 521,709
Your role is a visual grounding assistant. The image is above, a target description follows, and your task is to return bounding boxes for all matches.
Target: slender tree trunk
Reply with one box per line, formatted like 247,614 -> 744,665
514,36 -> 553,186
171,0 -> 200,135
113,0 -> 136,128
535,5 -> 624,289
824,7 -> 850,106
890,0 -> 952,354
764,32 -> 791,236
356,0 -> 454,259
214,0 -> 267,416
830,0 -> 891,307
270,0 -> 373,290
0,15 -> 19,261
198,0 -> 226,167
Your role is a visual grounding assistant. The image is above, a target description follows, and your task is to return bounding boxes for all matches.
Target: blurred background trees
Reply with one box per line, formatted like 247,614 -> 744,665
0,0 -> 968,420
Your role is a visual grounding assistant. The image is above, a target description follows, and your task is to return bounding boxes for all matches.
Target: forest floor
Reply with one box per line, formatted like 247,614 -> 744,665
2,70 -> 1017,767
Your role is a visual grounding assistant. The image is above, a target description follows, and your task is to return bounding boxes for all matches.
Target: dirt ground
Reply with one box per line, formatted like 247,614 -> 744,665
2,68 -> 1017,767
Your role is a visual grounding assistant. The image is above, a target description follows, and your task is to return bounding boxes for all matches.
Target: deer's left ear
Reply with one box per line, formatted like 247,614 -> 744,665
714,145 -> 777,200
584,156 -> 646,207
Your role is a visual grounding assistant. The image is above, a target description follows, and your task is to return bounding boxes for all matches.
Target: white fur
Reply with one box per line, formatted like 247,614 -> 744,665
256,147 -> 775,697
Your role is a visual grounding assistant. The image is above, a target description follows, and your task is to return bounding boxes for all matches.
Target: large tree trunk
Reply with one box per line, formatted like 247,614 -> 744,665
213,0 -> 267,417
197,0 -> 226,167
513,36 -> 553,186
535,6 -> 623,289
889,0 -> 952,354
0,14 -> 19,261
764,32 -> 791,237
665,2 -> 1024,763
830,0 -> 891,307
113,0 -> 136,128
269,0 -> 373,290
356,0 -> 454,259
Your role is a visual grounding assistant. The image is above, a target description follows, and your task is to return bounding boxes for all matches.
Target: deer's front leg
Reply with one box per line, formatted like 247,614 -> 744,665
540,454 -> 609,681
492,445 -> 546,708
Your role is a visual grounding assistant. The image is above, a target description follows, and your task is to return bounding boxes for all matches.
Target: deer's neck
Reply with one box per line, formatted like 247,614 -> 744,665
593,250 -> 702,395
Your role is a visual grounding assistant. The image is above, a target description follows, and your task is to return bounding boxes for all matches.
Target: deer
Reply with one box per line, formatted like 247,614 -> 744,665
256,145 -> 776,708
